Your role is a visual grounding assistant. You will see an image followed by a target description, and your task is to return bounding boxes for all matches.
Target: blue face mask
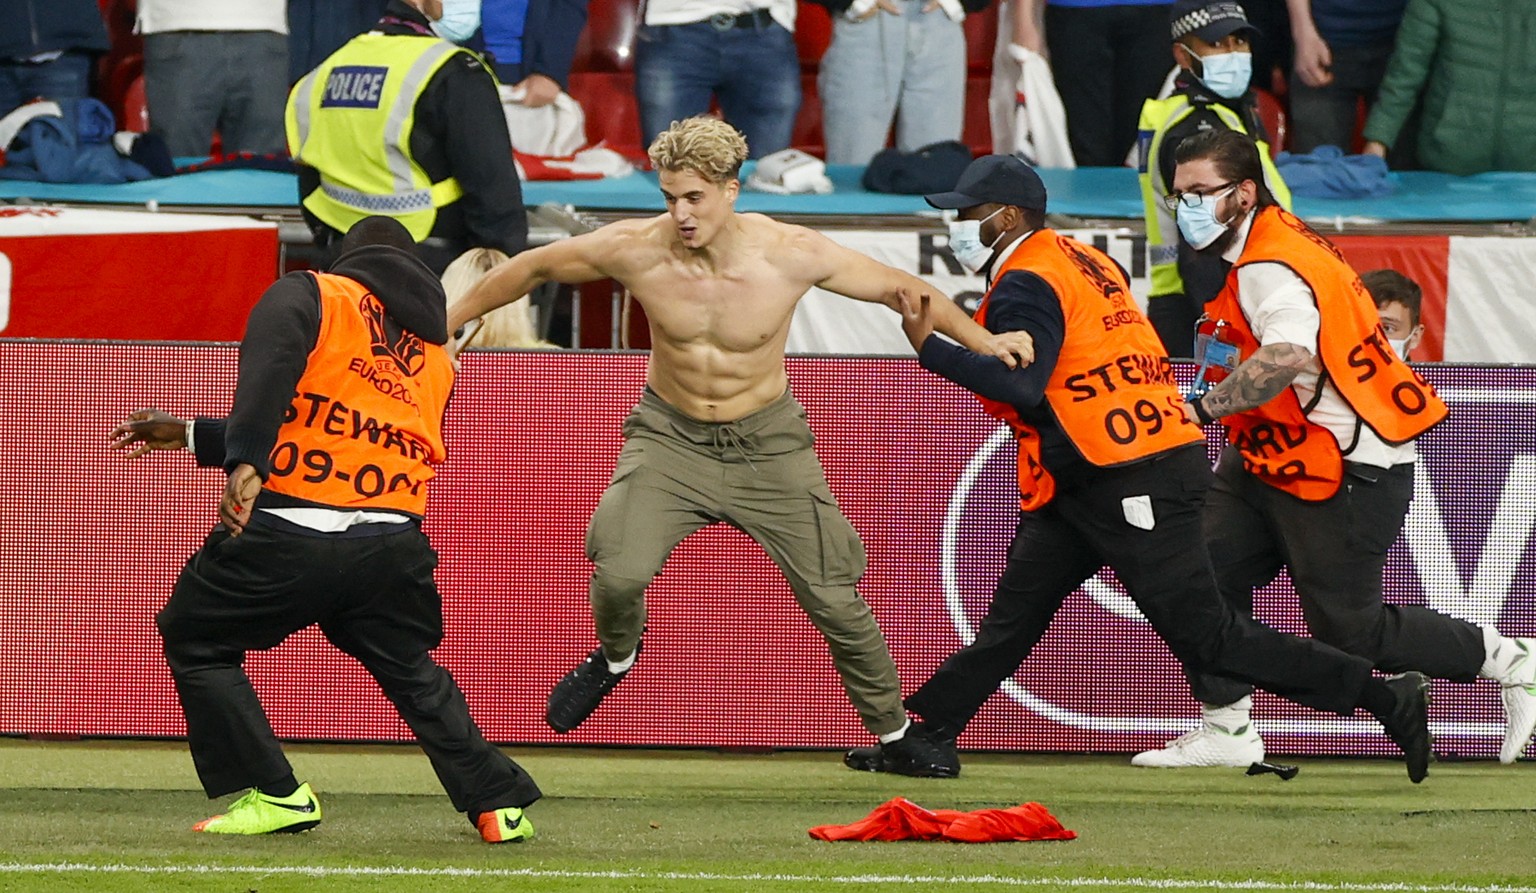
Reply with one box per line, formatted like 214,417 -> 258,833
1192,48 -> 1252,100
431,0 -> 482,43
1175,184 -> 1239,250
947,206 -> 1007,274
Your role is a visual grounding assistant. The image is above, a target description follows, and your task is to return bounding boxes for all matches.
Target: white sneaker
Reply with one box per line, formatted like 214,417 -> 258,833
1499,682 -> 1536,764
1481,635 -> 1536,686
1132,723 -> 1265,768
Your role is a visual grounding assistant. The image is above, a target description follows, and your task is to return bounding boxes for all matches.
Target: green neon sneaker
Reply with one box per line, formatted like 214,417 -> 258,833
476,806 -> 535,843
193,782 -> 322,835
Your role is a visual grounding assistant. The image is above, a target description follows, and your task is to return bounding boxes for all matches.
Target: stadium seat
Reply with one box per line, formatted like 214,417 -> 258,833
962,75 -> 992,157
795,2 -> 833,71
121,74 -> 148,133
97,53 -> 143,131
1253,88 -> 1288,158
791,73 -> 825,158
963,5 -> 998,74
572,0 -> 638,73
566,71 -> 645,158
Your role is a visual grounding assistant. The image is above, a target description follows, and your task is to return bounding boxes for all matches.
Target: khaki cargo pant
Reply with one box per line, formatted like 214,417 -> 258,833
584,388 -> 906,735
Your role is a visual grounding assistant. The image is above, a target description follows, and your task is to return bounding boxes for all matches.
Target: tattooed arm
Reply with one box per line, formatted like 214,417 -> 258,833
1186,342 -> 1318,423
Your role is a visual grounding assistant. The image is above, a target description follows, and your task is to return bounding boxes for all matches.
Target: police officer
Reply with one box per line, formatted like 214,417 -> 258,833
845,152 -> 1434,783
287,0 -> 526,274
1137,0 -> 1290,358
1134,128 -> 1536,769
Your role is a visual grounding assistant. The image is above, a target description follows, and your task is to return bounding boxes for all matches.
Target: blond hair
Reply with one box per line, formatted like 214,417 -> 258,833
442,248 -> 558,350
647,116 -> 749,184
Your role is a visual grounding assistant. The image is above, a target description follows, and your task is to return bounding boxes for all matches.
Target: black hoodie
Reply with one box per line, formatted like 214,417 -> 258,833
219,246 -> 448,481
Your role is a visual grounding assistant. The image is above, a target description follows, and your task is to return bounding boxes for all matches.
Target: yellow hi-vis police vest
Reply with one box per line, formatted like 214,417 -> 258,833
1136,93 -> 1292,299
286,32 -> 469,240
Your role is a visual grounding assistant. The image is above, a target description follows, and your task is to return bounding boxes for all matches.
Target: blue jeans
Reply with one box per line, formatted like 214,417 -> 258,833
634,16 -> 801,159
0,51 -> 91,117
818,0 -> 965,165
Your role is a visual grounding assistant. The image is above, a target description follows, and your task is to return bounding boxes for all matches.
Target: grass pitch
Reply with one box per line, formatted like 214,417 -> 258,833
1,738 -> 1533,892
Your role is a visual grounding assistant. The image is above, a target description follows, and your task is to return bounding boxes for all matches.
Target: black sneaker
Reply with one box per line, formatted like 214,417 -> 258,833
843,746 -> 883,772
546,646 -> 633,733
841,726 -> 960,778
1375,671 -> 1432,783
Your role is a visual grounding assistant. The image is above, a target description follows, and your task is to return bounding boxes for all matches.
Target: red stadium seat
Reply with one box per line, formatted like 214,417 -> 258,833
572,0 -> 639,73
121,74 -> 148,133
963,4 -> 998,74
795,2 -> 833,70
962,75 -> 992,156
791,73 -> 824,158
566,71 -> 645,159
1253,87 -> 1288,157
97,54 -> 142,130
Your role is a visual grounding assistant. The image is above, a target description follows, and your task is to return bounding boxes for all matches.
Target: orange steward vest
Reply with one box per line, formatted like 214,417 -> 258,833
975,230 -> 1204,511
262,272 -> 454,516
1205,206 -> 1447,501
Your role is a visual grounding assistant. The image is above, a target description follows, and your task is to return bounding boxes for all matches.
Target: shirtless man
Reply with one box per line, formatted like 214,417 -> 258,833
447,115 -> 1030,776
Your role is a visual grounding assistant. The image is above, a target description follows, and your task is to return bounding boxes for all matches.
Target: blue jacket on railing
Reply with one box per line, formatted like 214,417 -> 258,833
0,98 -> 155,185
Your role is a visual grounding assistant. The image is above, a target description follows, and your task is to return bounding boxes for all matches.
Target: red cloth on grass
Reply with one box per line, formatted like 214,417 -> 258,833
807,797 -> 1076,843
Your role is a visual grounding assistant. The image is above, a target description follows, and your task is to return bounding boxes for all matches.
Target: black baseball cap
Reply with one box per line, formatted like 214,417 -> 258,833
924,154 -> 1048,212
1170,0 -> 1259,43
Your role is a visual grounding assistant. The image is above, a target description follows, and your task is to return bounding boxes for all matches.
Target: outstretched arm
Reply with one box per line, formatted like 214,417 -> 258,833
447,224 -> 635,335
110,409 -> 228,468
808,231 -> 1034,367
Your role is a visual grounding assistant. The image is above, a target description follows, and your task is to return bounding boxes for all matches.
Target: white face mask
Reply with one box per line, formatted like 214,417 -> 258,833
1389,338 -> 1411,360
1187,46 -> 1252,100
946,206 -> 1007,274
431,0 -> 482,43
1174,183 -> 1240,250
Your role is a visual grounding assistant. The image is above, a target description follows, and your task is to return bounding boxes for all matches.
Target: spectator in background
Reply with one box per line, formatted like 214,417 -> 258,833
286,0 -> 527,275
1010,0 -> 1171,167
1362,0 -> 1536,175
0,0 -> 108,117
810,0 -> 978,166
1137,0 -> 1290,357
634,0 -> 800,159
287,0 -> 391,85
1285,0 -> 1407,155
1363,268 -> 1424,361
138,0 -> 289,156
443,247 -> 558,348
479,0 -> 590,108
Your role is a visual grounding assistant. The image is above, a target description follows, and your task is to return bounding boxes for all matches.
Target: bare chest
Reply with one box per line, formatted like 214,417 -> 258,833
632,260 -> 805,351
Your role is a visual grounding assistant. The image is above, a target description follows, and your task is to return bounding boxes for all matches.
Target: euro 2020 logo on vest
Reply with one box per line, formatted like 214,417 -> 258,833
360,293 -> 426,377
937,370 -> 1536,750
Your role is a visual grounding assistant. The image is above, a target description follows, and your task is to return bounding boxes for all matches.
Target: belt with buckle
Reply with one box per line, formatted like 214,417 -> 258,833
706,8 -> 773,30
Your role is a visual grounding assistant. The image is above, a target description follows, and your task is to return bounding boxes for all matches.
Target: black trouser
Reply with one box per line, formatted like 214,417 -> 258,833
1044,2 -> 1171,167
1188,447 -> 1485,706
156,519 -> 541,815
905,444 -> 1375,736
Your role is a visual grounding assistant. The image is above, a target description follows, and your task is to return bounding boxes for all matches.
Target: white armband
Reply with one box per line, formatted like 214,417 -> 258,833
184,419 -> 196,453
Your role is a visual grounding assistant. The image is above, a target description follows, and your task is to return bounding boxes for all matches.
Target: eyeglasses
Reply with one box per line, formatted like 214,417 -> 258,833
1162,181 -> 1239,212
